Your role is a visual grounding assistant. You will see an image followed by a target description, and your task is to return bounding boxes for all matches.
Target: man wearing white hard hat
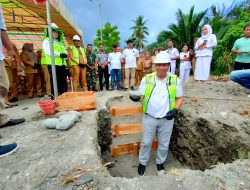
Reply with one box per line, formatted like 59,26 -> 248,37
130,51 -> 184,176
41,23 -> 68,96
68,35 -> 88,91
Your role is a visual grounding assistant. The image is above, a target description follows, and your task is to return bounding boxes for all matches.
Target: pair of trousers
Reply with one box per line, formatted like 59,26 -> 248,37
7,68 -> 19,98
111,69 -> 122,90
169,62 -> 176,74
135,69 -> 143,86
0,61 -> 10,125
72,65 -> 88,91
179,68 -> 191,83
234,61 -> 250,70
139,114 -> 174,165
26,73 -> 42,97
121,66 -> 125,88
41,65 -> 51,95
48,65 -> 67,96
124,68 -> 135,88
229,69 -> 250,89
86,69 -> 97,91
98,66 -> 109,90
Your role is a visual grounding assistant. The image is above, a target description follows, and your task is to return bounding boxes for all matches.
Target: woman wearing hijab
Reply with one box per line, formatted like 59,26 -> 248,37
41,23 -> 68,97
194,24 -> 217,81
20,43 -> 42,98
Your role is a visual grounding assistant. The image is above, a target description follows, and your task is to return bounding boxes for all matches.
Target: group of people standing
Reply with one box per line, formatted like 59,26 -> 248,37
3,23 -> 221,104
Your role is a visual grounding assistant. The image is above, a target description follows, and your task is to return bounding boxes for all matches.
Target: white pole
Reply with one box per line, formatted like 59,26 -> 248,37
99,0 -> 103,43
46,0 -> 58,97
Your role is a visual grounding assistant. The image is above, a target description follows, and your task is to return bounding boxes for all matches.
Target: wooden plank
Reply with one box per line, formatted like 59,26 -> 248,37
110,140 -> 158,160
152,140 -> 158,151
133,143 -> 139,155
110,106 -> 143,116
56,93 -> 96,112
111,123 -> 143,136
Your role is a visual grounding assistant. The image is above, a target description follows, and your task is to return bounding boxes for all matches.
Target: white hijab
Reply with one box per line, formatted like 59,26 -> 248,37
201,24 -> 213,39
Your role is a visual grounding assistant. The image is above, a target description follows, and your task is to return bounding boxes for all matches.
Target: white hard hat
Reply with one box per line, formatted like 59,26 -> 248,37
154,51 -> 171,64
51,23 -> 59,29
72,35 -> 81,41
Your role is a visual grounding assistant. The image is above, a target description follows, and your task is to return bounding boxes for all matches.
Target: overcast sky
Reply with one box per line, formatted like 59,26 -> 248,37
61,0 -> 235,47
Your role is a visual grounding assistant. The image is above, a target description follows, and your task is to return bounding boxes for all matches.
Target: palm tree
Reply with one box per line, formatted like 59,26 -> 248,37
130,16 -> 149,50
157,6 -> 207,49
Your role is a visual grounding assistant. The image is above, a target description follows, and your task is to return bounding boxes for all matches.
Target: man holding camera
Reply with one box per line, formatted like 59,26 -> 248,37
68,35 -> 88,91
130,51 -> 184,176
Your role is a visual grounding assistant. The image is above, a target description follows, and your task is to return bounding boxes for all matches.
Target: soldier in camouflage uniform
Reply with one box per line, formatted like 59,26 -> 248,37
86,44 -> 97,91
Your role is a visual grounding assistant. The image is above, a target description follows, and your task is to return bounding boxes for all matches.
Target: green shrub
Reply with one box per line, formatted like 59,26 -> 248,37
212,51 -> 235,75
213,11 -> 250,75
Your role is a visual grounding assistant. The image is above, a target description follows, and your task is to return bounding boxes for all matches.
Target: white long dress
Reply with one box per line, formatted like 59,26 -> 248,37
179,52 -> 192,83
194,34 -> 217,81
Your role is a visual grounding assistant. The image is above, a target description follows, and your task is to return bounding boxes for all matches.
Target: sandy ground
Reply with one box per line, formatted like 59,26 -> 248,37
0,80 -> 249,189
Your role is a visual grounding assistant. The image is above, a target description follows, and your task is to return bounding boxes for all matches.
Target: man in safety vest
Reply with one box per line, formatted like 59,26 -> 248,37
41,23 -> 68,96
130,51 -> 184,176
68,35 -> 87,91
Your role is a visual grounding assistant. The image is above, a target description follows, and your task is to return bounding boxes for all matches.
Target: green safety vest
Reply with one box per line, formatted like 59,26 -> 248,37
143,72 -> 177,113
69,45 -> 86,66
41,37 -> 66,66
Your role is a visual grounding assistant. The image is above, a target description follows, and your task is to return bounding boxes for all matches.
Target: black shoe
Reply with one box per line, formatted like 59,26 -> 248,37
123,88 -> 128,91
0,143 -> 18,158
0,118 -> 25,128
9,97 -> 18,103
130,86 -> 135,90
109,88 -> 114,91
138,164 -> 146,176
156,164 -> 165,176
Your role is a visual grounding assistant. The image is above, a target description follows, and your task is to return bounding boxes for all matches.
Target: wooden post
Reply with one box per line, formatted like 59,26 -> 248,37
133,143 -> 138,155
152,140 -> 158,151
113,146 -> 119,160
114,125 -> 119,137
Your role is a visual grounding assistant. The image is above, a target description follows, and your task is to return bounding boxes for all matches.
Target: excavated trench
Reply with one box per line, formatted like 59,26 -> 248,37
96,95 -> 250,178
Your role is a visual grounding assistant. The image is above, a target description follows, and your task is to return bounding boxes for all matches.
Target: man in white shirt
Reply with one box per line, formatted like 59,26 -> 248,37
0,3 -> 25,157
108,44 -> 122,90
130,51 -> 184,176
166,40 -> 179,74
122,39 -> 139,90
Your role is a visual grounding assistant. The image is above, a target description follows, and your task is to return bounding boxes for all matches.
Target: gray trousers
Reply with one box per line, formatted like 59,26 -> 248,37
0,61 -> 10,126
139,114 -> 174,165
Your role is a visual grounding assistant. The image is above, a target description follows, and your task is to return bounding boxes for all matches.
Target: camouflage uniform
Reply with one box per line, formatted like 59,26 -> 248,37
86,53 -> 97,91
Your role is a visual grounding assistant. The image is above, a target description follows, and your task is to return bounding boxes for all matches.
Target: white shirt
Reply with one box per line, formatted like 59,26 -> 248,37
166,48 -> 179,65
108,52 -> 122,69
194,34 -> 217,57
139,75 -> 183,118
122,48 -> 139,68
180,52 -> 191,69
42,38 -> 66,57
0,4 -> 6,61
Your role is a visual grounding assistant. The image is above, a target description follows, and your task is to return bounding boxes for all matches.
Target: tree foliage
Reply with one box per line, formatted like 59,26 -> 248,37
157,6 -> 207,50
93,22 -> 120,52
130,16 -> 149,50
212,10 -> 250,75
